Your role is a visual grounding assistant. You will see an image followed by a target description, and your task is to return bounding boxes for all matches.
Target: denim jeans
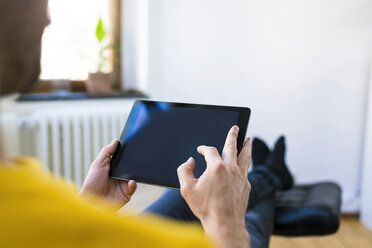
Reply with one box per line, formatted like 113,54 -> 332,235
145,166 -> 281,248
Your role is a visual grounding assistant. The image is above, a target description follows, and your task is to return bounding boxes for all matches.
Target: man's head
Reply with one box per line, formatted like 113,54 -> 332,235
0,0 -> 49,96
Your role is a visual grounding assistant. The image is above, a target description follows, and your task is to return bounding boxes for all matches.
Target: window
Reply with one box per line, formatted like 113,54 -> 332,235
39,0 -> 121,90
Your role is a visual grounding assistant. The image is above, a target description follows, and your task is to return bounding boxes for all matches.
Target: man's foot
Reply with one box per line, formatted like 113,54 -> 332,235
252,137 -> 270,167
265,136 -> 293,190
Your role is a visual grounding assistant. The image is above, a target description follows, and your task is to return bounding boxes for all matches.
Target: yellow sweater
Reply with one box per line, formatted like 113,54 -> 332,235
0,158 -> 213,248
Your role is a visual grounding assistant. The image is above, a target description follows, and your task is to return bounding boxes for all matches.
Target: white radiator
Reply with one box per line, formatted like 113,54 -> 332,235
1,106 -> 130,188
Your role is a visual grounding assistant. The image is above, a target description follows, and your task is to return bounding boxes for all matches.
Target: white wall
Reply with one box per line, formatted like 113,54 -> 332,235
122,0 -> 149,91
124,0 -> 372,211
361,59 -> 372,230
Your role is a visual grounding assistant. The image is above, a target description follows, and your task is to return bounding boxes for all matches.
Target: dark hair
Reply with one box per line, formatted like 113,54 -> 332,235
0,0 -> 48,96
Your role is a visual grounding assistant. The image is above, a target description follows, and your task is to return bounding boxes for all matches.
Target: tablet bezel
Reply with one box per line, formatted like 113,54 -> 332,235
109,100 -> 251,189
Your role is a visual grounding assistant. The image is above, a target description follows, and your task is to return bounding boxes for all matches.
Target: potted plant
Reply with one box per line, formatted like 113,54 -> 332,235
86,18 -> 114,95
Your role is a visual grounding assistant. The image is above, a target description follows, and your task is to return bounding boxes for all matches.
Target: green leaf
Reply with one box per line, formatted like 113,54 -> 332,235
95,18 -> 106,43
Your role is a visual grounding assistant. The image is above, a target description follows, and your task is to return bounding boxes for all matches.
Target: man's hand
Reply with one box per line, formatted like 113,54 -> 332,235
80,140 -> 137,207
177,126 -> 252,248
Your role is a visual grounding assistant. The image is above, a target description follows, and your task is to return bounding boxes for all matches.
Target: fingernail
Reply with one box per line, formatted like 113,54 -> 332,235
234,125 -> 239,131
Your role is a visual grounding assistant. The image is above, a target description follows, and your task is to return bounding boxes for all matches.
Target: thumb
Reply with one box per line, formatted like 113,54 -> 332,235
124,180 -> 137,197
120,180 -> 137,202
177,157 -> 196,190
93,140 -> 119,167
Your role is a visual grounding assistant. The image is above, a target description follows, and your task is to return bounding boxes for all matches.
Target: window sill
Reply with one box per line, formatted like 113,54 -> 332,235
17,90 -> 147,102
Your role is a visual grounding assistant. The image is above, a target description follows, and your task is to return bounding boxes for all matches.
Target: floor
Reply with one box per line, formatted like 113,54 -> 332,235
124,183 -> 165,212
124,183 -> 372,248
271,217 -> 372,248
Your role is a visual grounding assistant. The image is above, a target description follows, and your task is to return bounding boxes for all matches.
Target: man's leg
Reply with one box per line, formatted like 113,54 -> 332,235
246,196 -> 276,248
245,167 -> 280,248
247,166 -> 282,209
145,188 -> 198,222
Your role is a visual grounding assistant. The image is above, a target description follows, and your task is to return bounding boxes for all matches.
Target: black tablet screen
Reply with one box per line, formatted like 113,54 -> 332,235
110,101 -> 249,188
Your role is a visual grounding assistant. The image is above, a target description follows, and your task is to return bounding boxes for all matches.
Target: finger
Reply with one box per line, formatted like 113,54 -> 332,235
177,157 -> 197,190
197,145 -> 222,167
222,125 -> 239,164
123,180 -> 137,196
93,140 -> 119,166
119,180 -> 137,203
237,137 -> 252,175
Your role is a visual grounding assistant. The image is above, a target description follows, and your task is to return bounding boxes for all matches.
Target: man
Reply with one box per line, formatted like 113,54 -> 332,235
0,1 -> 293,247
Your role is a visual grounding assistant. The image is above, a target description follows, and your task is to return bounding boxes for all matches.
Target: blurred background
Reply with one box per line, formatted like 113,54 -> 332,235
1,0 -> 372,236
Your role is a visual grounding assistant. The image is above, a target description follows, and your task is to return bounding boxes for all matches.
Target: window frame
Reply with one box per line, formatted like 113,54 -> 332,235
29,0 -> 122,94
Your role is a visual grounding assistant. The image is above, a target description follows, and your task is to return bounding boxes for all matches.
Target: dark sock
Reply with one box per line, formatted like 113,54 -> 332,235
265,136 -> 293,190
252,137 -> 270,167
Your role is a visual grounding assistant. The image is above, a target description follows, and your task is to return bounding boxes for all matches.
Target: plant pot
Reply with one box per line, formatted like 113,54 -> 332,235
86,72 -> 113,95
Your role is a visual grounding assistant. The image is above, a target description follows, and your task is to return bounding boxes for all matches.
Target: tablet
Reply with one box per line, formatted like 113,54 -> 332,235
109,100 -> 251,188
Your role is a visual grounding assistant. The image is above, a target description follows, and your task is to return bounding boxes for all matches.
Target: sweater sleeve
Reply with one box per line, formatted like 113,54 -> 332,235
0,157 -> 215,248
